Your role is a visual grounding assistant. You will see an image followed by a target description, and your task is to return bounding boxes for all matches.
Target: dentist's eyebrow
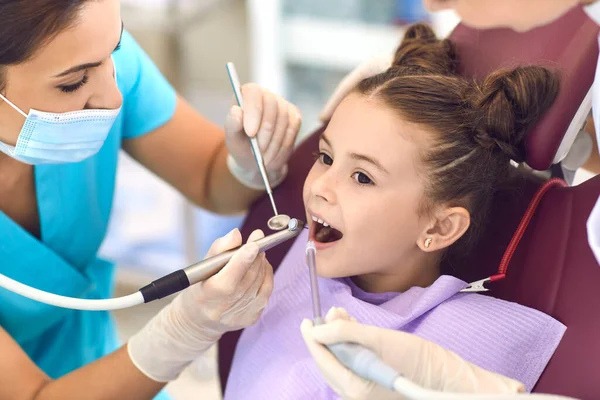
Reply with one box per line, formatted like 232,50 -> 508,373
54,21 -> 124,78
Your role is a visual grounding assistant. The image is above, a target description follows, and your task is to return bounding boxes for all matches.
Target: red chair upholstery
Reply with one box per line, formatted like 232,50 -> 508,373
219,6 -> 600,399
452,5 -> 599,171
489,176 -> 600,398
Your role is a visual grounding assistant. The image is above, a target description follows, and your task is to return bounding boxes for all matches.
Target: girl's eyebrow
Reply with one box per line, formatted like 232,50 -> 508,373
350,153 -> 389,174
321,133 -> 389,174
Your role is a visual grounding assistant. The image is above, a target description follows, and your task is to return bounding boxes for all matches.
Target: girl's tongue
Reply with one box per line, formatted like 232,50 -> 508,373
315,221 -> 343,243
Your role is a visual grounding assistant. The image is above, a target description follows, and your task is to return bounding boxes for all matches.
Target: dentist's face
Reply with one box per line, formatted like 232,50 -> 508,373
424,0 -> 581,32
303,94 -> 436,292
0,0 -> 123,146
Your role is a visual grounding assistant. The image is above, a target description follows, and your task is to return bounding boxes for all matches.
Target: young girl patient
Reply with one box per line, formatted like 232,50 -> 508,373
225,24 -> 566,399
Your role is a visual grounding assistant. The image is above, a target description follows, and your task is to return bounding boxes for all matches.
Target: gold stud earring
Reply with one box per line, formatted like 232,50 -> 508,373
424,238 -> 432,248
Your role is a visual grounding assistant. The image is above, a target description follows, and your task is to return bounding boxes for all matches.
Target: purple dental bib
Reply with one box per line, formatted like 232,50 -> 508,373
225,231 -> 565,399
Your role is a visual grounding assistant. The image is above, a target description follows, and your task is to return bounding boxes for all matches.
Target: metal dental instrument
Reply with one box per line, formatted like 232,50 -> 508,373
0,219 -> 305,311
305,240 -> 401,391
225,62 -> 291,232
139,217 -> 304,303
306,241 -> 323,325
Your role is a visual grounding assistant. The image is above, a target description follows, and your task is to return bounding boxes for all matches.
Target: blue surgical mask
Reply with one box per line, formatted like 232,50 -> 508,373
0,63 -> 121,165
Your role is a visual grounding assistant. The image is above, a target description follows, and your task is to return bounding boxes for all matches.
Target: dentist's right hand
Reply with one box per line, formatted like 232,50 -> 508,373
302,307 -> 528,400
128,228 -> 273,382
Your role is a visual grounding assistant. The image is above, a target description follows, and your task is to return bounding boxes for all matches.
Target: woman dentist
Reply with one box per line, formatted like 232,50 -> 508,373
0,0 -> 300,398
302,0 -> 598,399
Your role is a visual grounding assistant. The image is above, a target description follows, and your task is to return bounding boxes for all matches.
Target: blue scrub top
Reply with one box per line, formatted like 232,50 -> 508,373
0,31 -> 176,398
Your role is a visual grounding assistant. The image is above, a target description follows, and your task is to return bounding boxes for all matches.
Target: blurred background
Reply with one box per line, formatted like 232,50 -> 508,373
100,1 -> 592,399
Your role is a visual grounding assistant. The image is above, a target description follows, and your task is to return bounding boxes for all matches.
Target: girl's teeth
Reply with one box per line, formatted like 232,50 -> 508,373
311,215 -> 332,228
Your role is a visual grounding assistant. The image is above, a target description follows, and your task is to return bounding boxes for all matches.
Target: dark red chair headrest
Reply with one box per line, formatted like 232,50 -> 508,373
450,5 -> 599,170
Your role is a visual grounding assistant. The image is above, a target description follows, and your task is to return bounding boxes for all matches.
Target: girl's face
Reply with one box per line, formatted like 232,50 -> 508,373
0,0 -> 123,146
303,94 -> 445,293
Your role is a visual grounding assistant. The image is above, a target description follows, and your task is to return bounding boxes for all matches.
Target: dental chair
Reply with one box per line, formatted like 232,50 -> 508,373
218,6 -> 600,399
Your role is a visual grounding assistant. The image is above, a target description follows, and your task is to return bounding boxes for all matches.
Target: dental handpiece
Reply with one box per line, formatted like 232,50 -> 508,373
140,219 -> 305,303
305,241 -> 401,391
0,220 -> 305,311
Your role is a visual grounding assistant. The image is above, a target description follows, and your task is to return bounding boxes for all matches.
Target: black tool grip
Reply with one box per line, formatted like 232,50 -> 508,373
140,270 -> 190,303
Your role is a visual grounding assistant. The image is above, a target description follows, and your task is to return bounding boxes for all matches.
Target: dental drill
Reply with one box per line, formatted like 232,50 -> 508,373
0,219 -> 305,311
304,241 -> 578,400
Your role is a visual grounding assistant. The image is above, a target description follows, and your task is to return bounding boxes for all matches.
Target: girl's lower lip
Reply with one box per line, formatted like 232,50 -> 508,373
308,221 -> 341,251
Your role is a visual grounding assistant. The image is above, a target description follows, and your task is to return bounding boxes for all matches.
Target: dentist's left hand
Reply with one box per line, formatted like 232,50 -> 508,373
128,228 -> 273,382
225,83 -> 302,189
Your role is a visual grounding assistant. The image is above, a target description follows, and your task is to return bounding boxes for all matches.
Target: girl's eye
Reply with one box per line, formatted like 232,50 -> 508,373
319,152 -> 333,166
59,75 -> 89,93
352,172 -> 373,185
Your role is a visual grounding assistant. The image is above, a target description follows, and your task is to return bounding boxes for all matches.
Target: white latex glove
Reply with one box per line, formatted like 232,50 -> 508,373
128,228 -> 273,382
301,307 -> 526,400
225,83 -> 302,190
319,55 -> 393,122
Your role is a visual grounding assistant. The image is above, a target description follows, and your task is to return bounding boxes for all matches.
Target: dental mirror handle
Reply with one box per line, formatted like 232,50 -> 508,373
226,62 -> 279,216
139,219 -> 305,303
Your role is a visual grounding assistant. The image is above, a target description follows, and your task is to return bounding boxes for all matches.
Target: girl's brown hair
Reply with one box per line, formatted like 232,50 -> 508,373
355,23 -> 559,252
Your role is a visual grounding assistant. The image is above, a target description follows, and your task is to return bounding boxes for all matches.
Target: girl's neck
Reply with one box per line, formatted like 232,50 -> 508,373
351,254 -> 441,293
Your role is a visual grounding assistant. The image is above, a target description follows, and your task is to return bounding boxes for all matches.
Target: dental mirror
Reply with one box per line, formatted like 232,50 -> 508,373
227,62 -> 289,233
268,214 -> 291,231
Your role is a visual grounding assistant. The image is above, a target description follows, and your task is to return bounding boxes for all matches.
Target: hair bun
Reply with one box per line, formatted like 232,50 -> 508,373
471,66 -> 560,163
391,23 -> 457,76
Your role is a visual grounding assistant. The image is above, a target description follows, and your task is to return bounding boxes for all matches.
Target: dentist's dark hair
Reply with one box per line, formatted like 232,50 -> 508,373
0,0 -> 92,91
354,23 -> 559,255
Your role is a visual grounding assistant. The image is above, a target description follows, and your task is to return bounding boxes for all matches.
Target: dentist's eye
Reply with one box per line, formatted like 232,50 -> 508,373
319,152 -> 333,166
352,172 -> 373,185
59,75 -> 89,93
113,40 -> 122,53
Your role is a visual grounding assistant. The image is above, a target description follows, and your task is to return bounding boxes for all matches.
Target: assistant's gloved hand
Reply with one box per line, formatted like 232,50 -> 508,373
225,83 -> 302,190
301,307 -> 525,400
128,228 -> 273,382
319,55 -> 393,122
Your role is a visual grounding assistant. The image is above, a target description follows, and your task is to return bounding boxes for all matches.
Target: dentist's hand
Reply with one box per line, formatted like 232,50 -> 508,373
301,307 -> 525,400
128,228 -> 273,382
225,83 -> 302,190
319,55 -> 393,122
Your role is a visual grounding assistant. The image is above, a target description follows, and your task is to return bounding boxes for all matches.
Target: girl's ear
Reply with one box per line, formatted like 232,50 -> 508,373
417,206 -> 470,252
